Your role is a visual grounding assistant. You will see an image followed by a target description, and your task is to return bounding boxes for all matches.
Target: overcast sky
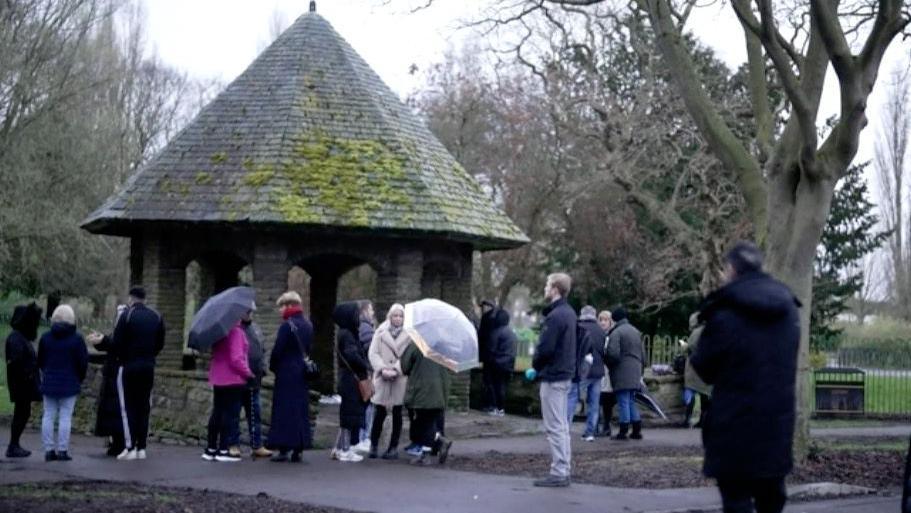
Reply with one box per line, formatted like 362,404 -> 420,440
141,0 -> 910,187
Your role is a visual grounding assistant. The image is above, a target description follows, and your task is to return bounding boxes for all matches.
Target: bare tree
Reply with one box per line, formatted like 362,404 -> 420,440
876,62 -> 911,318
406,0 -> 910,455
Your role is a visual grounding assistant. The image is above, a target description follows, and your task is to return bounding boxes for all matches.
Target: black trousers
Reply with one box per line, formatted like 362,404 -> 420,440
10,401 -> 31,446
488,370 -> 509,410
411,408 -> 444,451
600,392 -> 616,428
207,386 -> 244,452
717,477 -> 787,513
370,405 -> 403,449
120,365 -> 154,450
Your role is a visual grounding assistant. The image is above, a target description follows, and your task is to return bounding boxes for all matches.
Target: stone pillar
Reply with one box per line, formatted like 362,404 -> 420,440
425,246 -> 474,412
141,232 -> 186,369
310,273 -> 340,394
252,240 -> 290,355
375,248 -> 424,321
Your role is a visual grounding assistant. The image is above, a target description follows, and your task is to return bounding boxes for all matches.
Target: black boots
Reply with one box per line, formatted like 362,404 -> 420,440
6,444 -> 30,458
614,423 -> 629,440
630,421 -> 643,440
680,400 -> 696,428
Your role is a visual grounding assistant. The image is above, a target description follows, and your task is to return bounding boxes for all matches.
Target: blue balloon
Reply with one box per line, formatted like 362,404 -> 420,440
524,368 -> 537,381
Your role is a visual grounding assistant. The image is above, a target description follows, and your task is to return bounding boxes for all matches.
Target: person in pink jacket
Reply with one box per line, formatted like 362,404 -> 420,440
201,323 -> 254,462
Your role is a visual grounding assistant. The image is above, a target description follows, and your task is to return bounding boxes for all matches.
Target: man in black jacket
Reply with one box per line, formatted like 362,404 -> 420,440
111,286 -> 165,461
691,242 -> 800,513
572,305 -> 606,441
531,273 -> 577,487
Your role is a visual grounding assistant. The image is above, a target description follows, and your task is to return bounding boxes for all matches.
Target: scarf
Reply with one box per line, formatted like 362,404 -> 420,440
282,306 -> 303,320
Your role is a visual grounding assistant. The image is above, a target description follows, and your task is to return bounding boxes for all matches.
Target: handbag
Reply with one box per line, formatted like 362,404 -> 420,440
339,347 -> 374,402
288,321 -> 320,381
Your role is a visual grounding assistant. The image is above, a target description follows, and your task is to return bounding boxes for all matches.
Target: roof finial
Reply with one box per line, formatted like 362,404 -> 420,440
309,1 -> 316,12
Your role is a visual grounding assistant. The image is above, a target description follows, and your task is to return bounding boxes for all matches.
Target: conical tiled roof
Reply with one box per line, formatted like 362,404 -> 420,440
82,10 -> 528,250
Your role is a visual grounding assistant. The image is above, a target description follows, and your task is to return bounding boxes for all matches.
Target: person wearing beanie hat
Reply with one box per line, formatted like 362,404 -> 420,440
605,305 -> 645,440
691,240 -> 800,513
38,304 -> 89,461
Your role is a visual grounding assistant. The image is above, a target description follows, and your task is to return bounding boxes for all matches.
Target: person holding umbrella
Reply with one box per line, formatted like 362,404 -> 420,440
190,287 -> 256,463
332,301 -> 370,463
399,298 -> 480,465
267,291 -> 314,463
400,338 -> 452,466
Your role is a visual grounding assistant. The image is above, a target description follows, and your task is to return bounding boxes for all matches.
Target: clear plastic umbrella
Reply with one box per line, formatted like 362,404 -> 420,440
404,299 -> 478,373
187,286 -> 256,351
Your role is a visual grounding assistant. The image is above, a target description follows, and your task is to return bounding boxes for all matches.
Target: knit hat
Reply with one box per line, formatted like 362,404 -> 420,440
725,241 -> 764,275
579,305 -> 597,321
611,307 -> 628,323
50,304 -> 76,325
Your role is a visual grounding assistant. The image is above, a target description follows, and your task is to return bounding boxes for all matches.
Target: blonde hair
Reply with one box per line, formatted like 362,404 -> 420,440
547,273 -> 572,297
386,303 -> 405,321
598,310 -> 612,322
276,291 -> 303,307
51,304 -> 76,325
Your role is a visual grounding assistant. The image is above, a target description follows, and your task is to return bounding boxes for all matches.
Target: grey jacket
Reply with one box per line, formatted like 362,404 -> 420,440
605,319 -> 645,391
242,321 -> 267,386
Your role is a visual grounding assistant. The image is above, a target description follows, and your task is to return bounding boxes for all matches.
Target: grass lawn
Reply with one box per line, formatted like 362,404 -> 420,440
0,324 -> 11,415
865,373 -> 911,414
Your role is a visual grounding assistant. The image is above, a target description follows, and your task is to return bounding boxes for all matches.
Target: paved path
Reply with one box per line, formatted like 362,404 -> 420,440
454,423 -> 910,456
0,431 -> 899,513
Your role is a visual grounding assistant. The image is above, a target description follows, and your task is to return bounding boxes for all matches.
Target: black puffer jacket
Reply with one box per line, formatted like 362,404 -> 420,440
532,298 -> 577,382
691,271 -> 800,479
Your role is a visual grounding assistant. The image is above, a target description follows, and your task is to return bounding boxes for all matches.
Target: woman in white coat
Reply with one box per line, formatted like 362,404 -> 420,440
367,303 -> 410,459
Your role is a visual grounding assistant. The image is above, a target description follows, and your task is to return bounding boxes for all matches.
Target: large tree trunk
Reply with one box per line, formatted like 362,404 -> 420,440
765,159 -> 837,459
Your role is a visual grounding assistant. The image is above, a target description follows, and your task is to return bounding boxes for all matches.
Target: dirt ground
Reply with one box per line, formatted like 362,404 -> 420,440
445,442 -> 904,491
0,481 -> 362,513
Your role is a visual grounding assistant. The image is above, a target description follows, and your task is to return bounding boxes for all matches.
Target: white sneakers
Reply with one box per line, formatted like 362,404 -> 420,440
352,440 -> 371,453
337,449 -> 364,462
116,448 -> 148,460
117,448 -> 137,460
117,448 -> 148,460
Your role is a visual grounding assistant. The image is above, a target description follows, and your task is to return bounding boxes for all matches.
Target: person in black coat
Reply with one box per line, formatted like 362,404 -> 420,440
267,291 -> 313,462
332,301 -> 370,462
477,299 -> 497,412
486,308 -> 517,416
86,304 -> 128,457
691,242 -> 800,513
109,287 -> 165,460
5,302 -> 43,458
